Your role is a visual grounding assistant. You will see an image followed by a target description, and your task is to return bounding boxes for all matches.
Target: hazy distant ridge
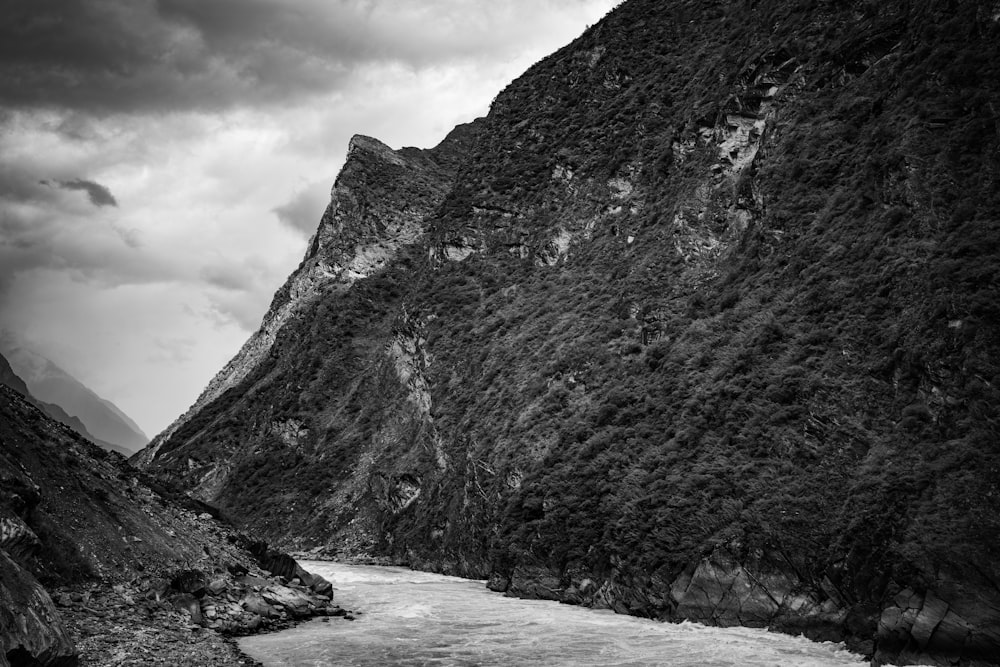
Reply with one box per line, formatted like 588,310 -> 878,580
2,345 -> 148,454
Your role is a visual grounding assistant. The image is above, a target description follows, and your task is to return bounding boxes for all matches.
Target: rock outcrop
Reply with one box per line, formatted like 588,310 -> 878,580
874,568 -> 1000,667
0,551 -> 76,667
138,1 -> 1000,664
135,122 -> 479,476
490,549 -> 1000,665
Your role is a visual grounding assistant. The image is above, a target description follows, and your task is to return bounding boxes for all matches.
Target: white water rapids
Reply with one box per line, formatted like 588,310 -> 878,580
239,562 -> 867,666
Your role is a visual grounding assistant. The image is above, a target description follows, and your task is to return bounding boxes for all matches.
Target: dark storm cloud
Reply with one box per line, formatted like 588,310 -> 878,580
1,0 -> 172,112
50,178 -> 119,207
0,0 -> 348,113
0,0 -> 601,114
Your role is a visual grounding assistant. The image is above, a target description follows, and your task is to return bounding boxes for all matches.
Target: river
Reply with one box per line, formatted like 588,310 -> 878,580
239,562 -> 866,666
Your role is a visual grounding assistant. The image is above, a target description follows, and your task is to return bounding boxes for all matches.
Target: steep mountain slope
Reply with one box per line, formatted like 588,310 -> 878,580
0,351 -> 30,398
4,345 -> 148,454
0,385 -> 336,665
136,123 -> 478,472
140,0 -> 1000,664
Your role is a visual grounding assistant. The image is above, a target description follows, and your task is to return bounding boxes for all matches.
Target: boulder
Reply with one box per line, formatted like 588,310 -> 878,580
0,516 -> 40,565
0,551 -> 77,666
242,540 -> 334,599
235,574 -> 269,590
206,578 -> 227,596
142,578 -> 170,602
874,567 -> 1000,665
227,562 -> 248,577
260,585 -> 313,614
673,551 -> 783,627
506,565 -> 563,601
240,594 -> 276,618
169,593 -> 203,624
310,578 -> 334,599
170,570 -> 207,597
246,542 -> 298,581
486,572 -> 511,593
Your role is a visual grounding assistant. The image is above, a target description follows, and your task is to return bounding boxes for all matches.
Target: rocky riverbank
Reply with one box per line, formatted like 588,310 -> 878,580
0,386 -> 360,666
2,512 -> 357,666
51,558 -> 355,666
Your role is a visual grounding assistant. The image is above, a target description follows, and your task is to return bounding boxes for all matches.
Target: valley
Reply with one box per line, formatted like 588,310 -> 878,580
3,1 -> 999,665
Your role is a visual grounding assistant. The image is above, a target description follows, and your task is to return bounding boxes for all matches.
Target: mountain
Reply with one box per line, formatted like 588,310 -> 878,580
3,345 -> 148,455
137,0 -> 1000,664
0,350 -> 112,451
0,384 -> 335,665
0,351 -> 30,397
138,124 -> 477,465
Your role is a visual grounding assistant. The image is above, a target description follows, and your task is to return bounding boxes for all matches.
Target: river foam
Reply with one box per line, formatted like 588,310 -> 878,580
240,562 -> 866,666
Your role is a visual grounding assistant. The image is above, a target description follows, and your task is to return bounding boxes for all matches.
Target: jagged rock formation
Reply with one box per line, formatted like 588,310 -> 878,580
138,1 -> 1000,664
0,551 -> 76,667
135,123 -> 478,469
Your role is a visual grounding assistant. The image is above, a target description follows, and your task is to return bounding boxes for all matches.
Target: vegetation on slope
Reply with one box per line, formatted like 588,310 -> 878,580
143,0 -> 1000,662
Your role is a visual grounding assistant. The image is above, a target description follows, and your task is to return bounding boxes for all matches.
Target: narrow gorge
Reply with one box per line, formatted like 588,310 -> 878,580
129,1 -> 1000,665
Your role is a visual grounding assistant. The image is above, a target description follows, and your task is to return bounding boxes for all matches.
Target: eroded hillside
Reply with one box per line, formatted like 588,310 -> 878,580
0,386 -> 337,665
138,1 -> 1000,664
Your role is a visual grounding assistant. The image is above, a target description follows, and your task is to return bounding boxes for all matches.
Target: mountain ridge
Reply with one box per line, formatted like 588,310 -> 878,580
135,122 -> 480,468
0,350 -> 133,456
3,345 -> 148,454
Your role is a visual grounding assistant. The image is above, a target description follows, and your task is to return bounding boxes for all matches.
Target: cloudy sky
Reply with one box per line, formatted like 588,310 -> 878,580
0,0 -> 618,437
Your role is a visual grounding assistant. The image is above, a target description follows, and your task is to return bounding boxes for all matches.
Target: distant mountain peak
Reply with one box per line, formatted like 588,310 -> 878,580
347,134 -> 405,165
1,344 -> 148,454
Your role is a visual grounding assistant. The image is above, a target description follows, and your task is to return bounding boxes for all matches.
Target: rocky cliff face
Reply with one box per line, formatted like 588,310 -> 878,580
138,1 -> 1000,664
135,122 -> 478,471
